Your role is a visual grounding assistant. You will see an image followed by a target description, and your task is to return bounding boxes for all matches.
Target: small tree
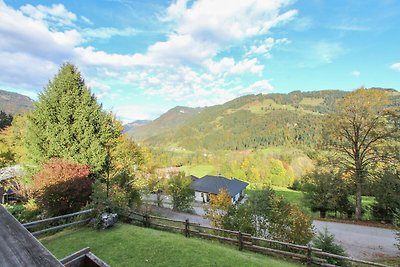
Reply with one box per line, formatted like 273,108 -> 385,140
204,187 -> 232,228
0,111 -> 13,130
222,204 -> 255,235
303,166 -> 352,219
313,228 -> 349,266
167,172 -> 194,212
223,188 -> 314,244
32,158 -> 93,216
372,169 -> 400,222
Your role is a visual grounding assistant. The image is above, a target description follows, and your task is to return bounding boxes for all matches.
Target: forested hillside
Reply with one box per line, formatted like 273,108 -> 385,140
127,88 -> 399,151
0,89 -> 34,115
128,106 -> 203,140
127,90 -> 343,150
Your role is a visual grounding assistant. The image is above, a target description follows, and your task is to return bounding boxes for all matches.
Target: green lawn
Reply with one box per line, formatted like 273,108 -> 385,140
180,164 -> 215,177
272,186 -> 305,207
40,224 -> 300,267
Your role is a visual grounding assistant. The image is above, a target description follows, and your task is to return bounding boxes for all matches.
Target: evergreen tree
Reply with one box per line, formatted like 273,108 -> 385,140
25,63 -> 118,172
0,111 -> 13,130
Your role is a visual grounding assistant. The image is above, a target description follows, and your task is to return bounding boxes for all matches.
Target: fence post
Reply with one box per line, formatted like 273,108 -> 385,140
306,243 -> 312,267
143,214 -> 150,227
238,231 -> 243,251
185,219 -> 190,237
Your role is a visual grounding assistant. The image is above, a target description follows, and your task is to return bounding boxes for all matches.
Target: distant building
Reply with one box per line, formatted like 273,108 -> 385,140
191,175 -> 248,204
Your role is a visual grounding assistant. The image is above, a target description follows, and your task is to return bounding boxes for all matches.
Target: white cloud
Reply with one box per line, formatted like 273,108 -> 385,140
74,47 -> 152,67
111,104 -> 167,123
291,16 -> 312,31
0,51 -> 58,88
240,80 -> 274,94
390,63 -> 400,71
82,27 -> 137,40
0,0 -> 297,119
81,16 -> 93,25
20,3 -> 77,28
0,2 -> 81,60
331,24 -> 369,32
205,57 -> 264,76
313,41 -> 343,64
246,37 -> 290,58
351,70 -> 360,77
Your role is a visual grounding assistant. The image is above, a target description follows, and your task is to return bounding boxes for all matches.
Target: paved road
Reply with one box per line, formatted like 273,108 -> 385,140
145,202 -> 398,260
313,220 -> 397,259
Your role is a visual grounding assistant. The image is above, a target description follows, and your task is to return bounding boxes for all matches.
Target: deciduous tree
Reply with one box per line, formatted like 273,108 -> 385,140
32,158 -> 93,216
326,88 -> 399,220
204,187 -> 232,228
167,172 -> 194,212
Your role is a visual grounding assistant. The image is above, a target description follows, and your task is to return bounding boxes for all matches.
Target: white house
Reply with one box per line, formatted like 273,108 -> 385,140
191,175 -> 248,204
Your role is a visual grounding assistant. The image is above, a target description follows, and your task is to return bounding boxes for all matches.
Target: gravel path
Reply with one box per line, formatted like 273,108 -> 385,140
146,203 -> 398,260
313,220 -> 398,259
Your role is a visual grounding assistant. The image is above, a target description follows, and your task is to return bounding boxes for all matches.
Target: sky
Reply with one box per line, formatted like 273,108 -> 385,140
1,0 -> 399,123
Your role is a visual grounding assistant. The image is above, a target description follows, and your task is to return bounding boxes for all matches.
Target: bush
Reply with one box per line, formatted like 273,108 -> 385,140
372,169 -> 400,222
313,228 -> 349,266
32,158 -> 93,216
4,199 -> 41,223
223,188 -> 314,245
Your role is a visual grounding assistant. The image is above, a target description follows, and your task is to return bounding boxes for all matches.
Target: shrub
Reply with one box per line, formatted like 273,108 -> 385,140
372,169 -> 400,222
223,188 -> 314,245
32,158 -> 93,216
4,199 -> 41,223
313,228 -> 349,266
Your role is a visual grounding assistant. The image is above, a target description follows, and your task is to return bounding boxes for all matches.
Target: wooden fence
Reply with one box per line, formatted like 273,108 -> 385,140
22,209 -> 93,236
125,210 -> 390,267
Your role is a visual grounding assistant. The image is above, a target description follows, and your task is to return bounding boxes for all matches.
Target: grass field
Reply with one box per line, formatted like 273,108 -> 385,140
180,164 -> 215,177
40,224 -> 300,267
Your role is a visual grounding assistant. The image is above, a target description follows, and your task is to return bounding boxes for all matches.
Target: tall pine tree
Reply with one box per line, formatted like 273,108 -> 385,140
25,63 -> 119,173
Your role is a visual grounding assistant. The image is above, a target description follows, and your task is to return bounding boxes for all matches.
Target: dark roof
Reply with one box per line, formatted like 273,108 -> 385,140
191,175 -> 248,197
190,175 -> 199,182
0,205 -> 63,266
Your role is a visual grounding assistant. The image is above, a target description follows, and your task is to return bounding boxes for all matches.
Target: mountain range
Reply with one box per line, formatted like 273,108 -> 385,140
0,89 -> 34,115
126,88 -> 399,151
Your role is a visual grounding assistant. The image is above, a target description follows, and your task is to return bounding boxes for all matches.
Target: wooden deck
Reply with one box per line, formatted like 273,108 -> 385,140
0,205 -> 63,267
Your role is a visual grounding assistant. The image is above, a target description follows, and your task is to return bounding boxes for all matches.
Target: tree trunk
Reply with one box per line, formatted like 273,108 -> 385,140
320,210 -> 326,218
355,179 -> 362,220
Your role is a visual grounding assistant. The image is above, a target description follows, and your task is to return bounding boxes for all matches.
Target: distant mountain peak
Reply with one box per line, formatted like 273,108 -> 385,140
0,89 -> 34,115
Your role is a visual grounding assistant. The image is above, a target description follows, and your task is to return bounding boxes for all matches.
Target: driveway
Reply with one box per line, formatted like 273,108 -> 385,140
313,220 -> 398,259
144,200 -> 398,260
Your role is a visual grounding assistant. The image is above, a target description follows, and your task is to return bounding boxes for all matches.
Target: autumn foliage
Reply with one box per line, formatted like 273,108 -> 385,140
205,188 -> 232,228
32,158 -> 93,216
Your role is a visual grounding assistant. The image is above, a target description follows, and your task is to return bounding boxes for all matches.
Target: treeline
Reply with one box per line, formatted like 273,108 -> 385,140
151,148 -> 314,188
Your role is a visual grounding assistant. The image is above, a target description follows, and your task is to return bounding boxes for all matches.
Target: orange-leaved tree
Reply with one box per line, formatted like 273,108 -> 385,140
32,158 -> 93,216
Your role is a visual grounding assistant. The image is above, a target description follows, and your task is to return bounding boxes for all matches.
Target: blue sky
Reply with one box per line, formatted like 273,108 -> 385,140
1,0 -> 399,122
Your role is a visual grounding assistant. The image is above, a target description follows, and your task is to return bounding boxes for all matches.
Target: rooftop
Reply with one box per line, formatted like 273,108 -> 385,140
191,175 -> 248,197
